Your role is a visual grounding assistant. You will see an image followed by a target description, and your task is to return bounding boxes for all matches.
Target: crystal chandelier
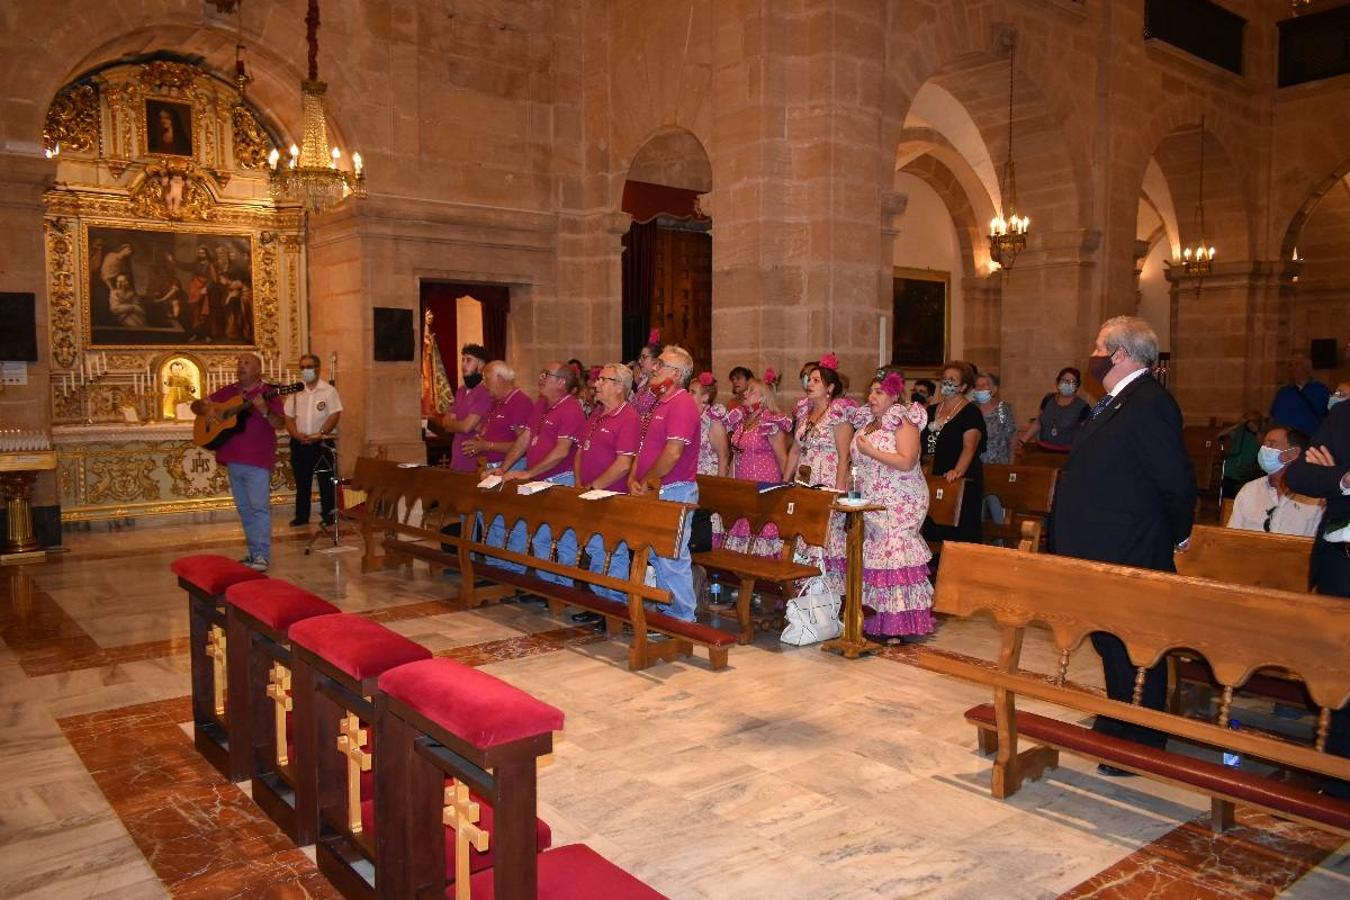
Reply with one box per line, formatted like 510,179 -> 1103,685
988,37 -> 1029,271
1180,117 -> 1215,276
267,0 -> 365,213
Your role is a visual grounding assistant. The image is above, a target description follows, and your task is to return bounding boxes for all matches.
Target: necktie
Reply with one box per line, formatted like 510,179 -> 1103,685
1091,394 -> 1115,420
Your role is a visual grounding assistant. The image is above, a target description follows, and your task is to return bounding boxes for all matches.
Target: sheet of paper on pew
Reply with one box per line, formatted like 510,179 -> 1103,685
397,462 -> 420,468
517,480 -> 556,495
756,481 -> 793,493
477,473 -> 504,489
578,489 -> 621,500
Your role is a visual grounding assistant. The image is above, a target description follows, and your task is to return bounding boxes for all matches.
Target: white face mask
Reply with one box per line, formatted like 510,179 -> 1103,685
1257,445 -> 1288,475
300,367 -> 317,384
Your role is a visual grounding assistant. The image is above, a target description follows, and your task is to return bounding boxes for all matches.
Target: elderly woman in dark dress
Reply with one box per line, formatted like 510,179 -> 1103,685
922,359 -> 987,546
1018,366 -> 1091,453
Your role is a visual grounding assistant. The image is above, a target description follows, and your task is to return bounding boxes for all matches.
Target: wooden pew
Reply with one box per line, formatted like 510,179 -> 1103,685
983,464 -> 1058,550
1220,497 -> 1234,526
1015,445 -> 1070,469
691,475 -> 837,643
1184,423 -> 1228,496
345,458 -> 737,671
917,542 -> 1350,837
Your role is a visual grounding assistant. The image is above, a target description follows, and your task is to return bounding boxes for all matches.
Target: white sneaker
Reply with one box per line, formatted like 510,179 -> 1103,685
247,557 -> 270,572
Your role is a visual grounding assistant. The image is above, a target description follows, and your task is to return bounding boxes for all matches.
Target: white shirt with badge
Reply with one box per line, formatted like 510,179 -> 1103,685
284,378 -> 343,436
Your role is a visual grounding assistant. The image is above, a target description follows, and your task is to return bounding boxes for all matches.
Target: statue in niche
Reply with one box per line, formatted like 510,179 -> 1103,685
159,355 -> 203,421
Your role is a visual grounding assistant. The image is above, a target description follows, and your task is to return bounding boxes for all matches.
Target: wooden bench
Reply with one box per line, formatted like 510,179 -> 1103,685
982,464 -> 1058,550
1015,444 -> 1070,469
346,457 -> 738,671
691,475 -> 837,643
917,542 -> 1350,837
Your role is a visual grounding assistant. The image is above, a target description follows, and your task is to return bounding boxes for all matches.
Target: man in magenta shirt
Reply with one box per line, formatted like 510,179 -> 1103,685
629,345 -> 701,622
464,361 -> 534,571
502,361 -> 586,585
435,343 -> 491,472
190,353 -> 286,571
574,363 -> 641,604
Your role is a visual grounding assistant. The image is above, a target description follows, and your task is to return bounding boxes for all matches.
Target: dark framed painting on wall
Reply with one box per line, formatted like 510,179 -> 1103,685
144,99 -> 193,156
891,267 -> 950,369
84,223 -> 256,347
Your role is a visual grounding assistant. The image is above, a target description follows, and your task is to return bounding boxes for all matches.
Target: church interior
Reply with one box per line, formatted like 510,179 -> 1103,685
2,0 -> 1350,897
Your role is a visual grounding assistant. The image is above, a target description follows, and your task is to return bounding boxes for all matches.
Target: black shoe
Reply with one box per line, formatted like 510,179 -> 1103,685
321,514 -> 336,527
1097,764 -> 1137,778
289,518 -> 309,527
571,611 -> 602,624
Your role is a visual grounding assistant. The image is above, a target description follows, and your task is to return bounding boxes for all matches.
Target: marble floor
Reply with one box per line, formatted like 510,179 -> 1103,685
1,514 -> 1346,899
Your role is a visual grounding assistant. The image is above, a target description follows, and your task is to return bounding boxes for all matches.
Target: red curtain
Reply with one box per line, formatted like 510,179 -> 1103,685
419,282 -> 511,386
621,221 -> 658,362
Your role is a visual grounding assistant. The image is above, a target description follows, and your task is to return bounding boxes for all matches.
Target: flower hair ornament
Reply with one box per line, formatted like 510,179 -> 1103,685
647,328 -> 662,346
880,372 -> 906,398
697,371 -> 716,387
762,367 -> 779,387
588,365 -> 603,382
819,352 -> 839,371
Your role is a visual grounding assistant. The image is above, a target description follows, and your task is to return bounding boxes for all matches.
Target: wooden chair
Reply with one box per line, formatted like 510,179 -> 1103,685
918,542 -> 1350,838
692,475 -> 837,643
983,464 -> 1058,550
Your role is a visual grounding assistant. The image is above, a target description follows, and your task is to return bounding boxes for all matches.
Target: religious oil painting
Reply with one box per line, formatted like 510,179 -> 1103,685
891,267 -> 950,369
144,98 -> 193,156
85,224 -> 256,347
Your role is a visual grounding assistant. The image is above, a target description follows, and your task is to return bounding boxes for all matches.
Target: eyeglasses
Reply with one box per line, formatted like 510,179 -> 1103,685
655,360 -> 680,371
597,375 -> 622,384
540,370 -> 568,381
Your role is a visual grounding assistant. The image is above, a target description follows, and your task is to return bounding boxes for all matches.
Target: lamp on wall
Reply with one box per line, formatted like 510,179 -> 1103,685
988,37 -> 1029,271
266,0 -> 366,213
1179,117 -> 1215,276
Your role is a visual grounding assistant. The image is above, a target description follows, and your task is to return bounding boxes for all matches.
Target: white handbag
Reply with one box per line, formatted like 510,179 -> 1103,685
780,577 -> 842,646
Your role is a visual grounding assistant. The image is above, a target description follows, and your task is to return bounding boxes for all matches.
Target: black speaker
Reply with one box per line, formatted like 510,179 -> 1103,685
373,308 -> 415,361
1310,338 -> 1338,370
0,293 -> 38,361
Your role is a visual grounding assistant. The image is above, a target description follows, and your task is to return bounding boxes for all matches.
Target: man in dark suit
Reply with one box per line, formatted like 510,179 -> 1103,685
1050,316 -> 1196,767
1283,398 -> 1350,798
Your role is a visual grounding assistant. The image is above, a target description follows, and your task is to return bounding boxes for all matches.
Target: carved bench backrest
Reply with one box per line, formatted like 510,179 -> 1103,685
694,475 -> 835,546
1183,425 -> 1228,492
1174,524 -> 1312,593
982,465 -> 1059,517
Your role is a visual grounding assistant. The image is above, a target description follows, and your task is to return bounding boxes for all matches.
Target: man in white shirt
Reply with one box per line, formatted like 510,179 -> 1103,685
284,353 -> 343,526
1227,426 -> 1323,537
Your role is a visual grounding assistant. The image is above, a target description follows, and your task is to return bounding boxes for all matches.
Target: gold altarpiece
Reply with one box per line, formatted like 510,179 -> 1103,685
42,60 -> 307,522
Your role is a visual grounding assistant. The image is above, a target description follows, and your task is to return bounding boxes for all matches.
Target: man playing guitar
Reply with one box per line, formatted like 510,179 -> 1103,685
191,353 -> 286,571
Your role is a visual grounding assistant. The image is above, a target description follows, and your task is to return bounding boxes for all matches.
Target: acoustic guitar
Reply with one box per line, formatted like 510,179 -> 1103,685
193,382 -> 304,449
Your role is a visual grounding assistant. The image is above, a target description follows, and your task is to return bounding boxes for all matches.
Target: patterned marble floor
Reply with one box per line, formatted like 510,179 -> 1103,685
1,513 -> 1346,898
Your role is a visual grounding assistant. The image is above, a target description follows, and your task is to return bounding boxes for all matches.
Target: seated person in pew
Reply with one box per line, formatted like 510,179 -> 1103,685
1049,316 -> 1195,772
1285,395 -> 1350,799
1227,425 -> 1323,537
850,373 -> 933,641
464,361 -> 534,571
500,361 -> 587,585
573,363 -> 640,609
628,344 -> 701,624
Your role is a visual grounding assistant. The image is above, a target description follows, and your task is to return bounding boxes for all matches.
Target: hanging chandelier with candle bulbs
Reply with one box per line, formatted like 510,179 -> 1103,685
1180,117 -> 1215,276
988,37 -> 1030,271
267,0 -> 365,213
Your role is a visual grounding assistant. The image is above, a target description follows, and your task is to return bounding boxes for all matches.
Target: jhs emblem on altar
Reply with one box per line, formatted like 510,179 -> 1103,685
181,446 -> 217,492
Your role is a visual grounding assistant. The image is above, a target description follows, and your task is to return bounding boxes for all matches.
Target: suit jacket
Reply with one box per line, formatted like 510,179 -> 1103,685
1050,373 -> 1196,571
1284,400 -> 1350,537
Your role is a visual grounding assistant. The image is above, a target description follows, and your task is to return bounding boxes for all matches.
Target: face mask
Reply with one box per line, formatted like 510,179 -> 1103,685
300,367 -> 317,384
801,376 -> 811,390
1331,395 -> 1346,410
1057,381 -> 1077,397
463,372 -> 483,389
1087,352 -> 1115,384
939,380 -> 960,397
911,391 -> 928,404
744,399 -> 762,413
1257,445 -> 1288,475
973,389 -> 992,404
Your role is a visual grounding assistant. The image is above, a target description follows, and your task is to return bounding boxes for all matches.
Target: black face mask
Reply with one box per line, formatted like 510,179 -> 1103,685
911,392 -> 928,404
463,372 -> 483,389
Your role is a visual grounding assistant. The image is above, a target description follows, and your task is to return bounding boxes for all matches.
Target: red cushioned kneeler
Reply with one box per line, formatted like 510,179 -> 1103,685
170,554 -> 267,783
289,613 -> 431,900
223,579 -> 341,845
467,844 -> 667,899
374,658 -> 578,899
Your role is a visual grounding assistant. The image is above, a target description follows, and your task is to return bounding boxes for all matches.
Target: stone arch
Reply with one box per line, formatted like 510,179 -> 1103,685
1146,123 -> 1250,264
623,126 -> 713,195
1276,161 -> 1350,373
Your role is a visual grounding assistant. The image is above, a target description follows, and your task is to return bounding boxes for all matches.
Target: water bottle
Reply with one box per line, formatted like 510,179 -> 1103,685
709,573 -> 723,605
847,467 -> 861,502
1222,719 -> 1241,769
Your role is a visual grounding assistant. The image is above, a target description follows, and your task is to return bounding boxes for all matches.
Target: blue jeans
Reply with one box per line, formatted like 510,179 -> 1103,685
227,463 -> 273,562
530,472 -> 575,586
586,533 -> 630,603
483,459 -> 527,574
651,481 -> 698,622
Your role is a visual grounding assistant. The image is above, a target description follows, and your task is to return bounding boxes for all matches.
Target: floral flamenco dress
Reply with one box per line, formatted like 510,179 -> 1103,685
793,399 -> 851,594
850,402 -> 934,638
720,405 -> 791,558
699,403 -> 728,544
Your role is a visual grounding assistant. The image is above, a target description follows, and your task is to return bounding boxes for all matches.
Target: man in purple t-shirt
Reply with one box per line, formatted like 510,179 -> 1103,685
464,361 -> 535,572
630,344 -> 701,622
501,361 -> 586,585
434,343 -> 492,472
190,353 -> 285,571
574,363 -> 641,606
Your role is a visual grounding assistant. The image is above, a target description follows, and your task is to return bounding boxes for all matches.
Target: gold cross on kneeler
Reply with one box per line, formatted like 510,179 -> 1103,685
336,712 -> 372,834
264,662 -> 293,766
443,779 -> 490,900
205,625 -> 227,718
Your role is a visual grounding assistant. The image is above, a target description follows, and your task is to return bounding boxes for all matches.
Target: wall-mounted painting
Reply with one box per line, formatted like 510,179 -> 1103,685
145,98 -> 193,156
85,224 -> 255,347
891,266 -> 950,369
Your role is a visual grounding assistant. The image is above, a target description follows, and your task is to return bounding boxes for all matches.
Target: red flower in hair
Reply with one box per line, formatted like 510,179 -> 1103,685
647,328 -> 662,345
880,372 -> 906,397
697,371 -> 715,387
588,365 -> 603,381
819,352 -> 839,371
763,367 -> 778,386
